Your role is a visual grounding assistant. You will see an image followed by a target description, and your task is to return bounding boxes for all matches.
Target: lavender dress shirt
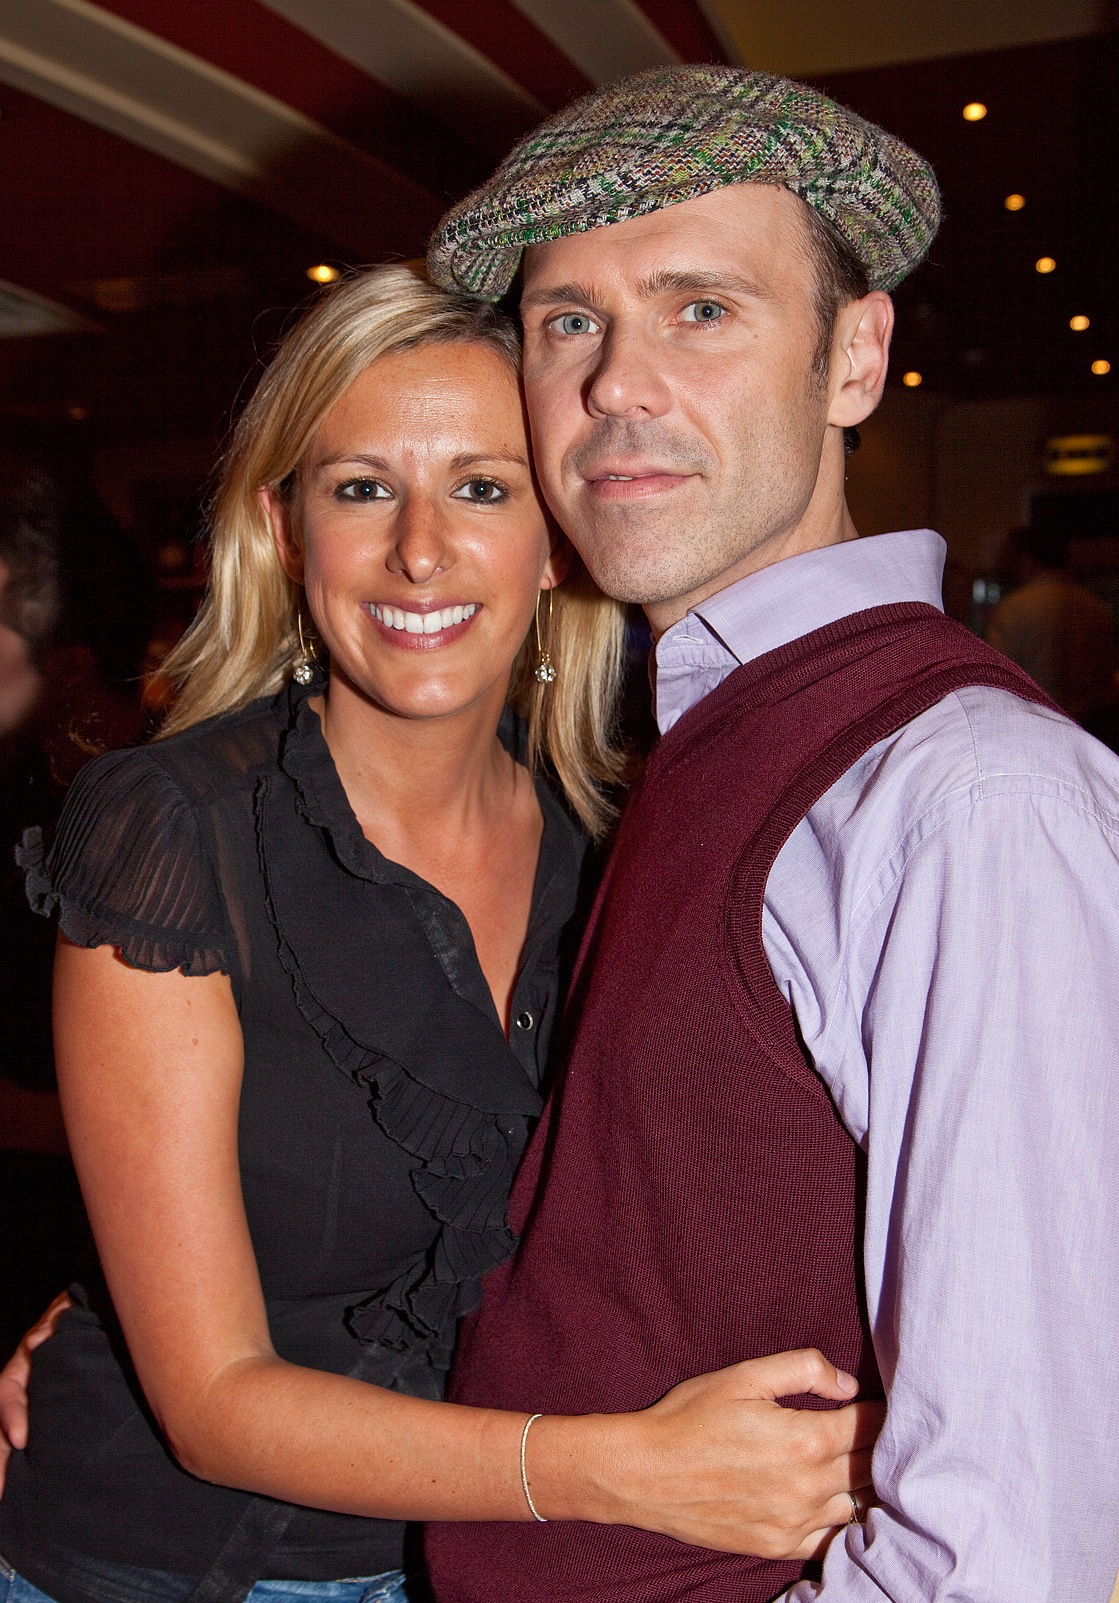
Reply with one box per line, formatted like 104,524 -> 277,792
654,530 -> 1119,1603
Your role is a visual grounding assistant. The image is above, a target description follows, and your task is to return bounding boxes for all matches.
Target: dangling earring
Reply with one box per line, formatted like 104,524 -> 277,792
534,587 -> 557,685
292,611 -> 317,685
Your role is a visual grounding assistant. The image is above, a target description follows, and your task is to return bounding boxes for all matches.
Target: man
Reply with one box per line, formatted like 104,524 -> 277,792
986,507 -> 1117,727
425,67 -> 1119,1601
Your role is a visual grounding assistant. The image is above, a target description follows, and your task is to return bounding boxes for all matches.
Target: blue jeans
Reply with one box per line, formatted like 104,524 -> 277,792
0,1550 -> 409,1603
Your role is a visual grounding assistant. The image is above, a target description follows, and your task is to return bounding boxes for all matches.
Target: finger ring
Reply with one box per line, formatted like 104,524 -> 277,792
847,1492 -> 861,1525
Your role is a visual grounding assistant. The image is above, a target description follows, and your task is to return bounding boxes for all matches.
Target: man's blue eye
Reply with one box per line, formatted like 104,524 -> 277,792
556,313 -> 596,335
682,301 -> 725,323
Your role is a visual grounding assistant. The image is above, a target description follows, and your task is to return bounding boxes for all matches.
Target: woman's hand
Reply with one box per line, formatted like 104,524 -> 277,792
0,1291 -> 71,1496
529,1348 -> 883,1558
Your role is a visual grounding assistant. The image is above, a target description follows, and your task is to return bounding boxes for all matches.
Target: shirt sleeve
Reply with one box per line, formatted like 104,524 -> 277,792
20,745 -> 231,977
784,783 -> 1119,1603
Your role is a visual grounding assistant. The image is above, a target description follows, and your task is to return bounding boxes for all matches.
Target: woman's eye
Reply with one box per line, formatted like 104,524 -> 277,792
550,312 -> 600,337
335,478 -> 389,502
452,478 -> 506,504
680,300 -> 726,324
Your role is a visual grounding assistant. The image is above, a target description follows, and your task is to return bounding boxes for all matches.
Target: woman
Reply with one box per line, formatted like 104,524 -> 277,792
0,268 -> 876,1603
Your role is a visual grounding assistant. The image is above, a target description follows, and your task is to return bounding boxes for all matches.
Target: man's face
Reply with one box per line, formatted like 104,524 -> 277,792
519,185 -> 853,628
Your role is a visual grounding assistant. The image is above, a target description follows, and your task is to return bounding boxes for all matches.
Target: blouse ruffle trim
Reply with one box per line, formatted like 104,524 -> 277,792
262,697 -> 534,1367
269,909 -> 522,1367
279,692 -> 387,883
18,794 -> 229,980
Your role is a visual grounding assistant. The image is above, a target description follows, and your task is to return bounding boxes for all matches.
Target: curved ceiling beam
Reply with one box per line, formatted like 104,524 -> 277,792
260,0 -> 547,151
511,0 -> 679,84
0,0 -> 443,256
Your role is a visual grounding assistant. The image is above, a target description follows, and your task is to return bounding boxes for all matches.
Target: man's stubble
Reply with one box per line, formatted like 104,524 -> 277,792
541,378 -> 831,612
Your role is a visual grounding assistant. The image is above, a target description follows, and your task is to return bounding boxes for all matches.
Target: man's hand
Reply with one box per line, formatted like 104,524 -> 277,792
0,1290 -> 70,1496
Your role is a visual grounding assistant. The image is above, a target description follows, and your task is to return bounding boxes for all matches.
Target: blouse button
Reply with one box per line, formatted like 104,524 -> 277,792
516,1011 -> 534,1031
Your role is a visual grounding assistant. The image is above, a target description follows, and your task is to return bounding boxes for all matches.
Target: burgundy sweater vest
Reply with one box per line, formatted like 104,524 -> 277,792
428,604 -> 1053,1603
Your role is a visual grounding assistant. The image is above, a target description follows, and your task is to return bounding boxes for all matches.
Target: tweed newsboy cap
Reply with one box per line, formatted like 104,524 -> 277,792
428,65 -> 940,300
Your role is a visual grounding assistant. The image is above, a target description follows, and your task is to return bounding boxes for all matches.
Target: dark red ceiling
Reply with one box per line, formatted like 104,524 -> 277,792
0,12 -> 1114,467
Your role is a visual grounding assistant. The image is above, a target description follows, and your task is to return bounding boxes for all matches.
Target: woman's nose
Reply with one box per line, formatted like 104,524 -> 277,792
387,497 -> 450,582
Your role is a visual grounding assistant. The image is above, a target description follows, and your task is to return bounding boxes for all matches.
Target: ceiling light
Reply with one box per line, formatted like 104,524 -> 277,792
962,102 -> 987,121
1035,257 -> 1056,274
306,264 -> 340,285
902,371 -> 923,388
1004,193 -> 1025,211
1092,360 -> 1111,376
67,404 -> 87,421
1070,315 -> 1090,332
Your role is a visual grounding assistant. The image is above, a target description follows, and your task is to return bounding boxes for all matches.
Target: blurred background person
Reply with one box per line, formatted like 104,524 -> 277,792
0,475 -> 154,1351
986,501 -> 1118,729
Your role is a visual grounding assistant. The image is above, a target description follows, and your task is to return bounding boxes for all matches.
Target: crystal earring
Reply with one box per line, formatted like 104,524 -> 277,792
292,611 -> 317,685
534,588 -> 556,685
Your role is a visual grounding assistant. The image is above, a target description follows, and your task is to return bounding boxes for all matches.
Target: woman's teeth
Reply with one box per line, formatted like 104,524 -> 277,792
369,603 -> 477,635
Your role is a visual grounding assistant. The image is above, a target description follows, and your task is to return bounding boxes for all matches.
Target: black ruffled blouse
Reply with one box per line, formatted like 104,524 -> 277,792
1,682 -> 587,1590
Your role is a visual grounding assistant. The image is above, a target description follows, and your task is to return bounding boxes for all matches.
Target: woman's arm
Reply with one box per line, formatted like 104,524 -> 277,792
54,937 -> 878,1555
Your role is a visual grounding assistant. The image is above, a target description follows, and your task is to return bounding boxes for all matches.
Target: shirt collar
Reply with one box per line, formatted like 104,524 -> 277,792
654,529 -> 946,734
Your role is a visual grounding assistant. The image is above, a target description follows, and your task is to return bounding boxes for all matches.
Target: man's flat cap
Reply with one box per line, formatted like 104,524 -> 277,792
428,66 -> 940,300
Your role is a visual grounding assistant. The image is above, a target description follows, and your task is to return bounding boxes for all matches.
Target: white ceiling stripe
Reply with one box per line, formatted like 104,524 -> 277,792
0,0 -> 441,254
510,0 -> 678,85
260,0 -> 545,150
693,0 -> 743,63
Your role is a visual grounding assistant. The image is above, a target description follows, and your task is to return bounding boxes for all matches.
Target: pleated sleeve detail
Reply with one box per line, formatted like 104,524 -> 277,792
18,747 -> 231,977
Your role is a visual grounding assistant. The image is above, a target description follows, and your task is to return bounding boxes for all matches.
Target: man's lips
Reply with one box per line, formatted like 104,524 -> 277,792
362,601 -> 481,649
583,468 -> 697,501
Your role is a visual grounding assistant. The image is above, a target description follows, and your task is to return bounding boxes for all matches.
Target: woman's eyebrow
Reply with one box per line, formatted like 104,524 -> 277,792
448,451 -> 529,471
308,451 -> 529,473
309,452 -> 392,473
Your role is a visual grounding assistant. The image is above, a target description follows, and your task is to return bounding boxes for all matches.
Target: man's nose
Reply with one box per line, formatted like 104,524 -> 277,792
585,327 -> 673,420
387,496 -> 450,583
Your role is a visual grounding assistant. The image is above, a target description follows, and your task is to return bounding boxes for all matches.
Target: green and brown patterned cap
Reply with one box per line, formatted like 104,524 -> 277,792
428,66 -> 940,300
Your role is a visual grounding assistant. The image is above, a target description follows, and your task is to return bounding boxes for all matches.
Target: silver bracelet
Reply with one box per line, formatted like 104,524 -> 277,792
519,1412 -> 548,1522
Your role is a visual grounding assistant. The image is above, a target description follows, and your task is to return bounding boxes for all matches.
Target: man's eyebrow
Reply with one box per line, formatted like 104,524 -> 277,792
520,281 -> 601,313
521,270 -> 768,313
637,268 -> 768,300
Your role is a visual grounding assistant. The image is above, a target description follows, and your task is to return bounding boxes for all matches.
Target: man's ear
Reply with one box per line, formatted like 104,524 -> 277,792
260,486 -> 304,584
827,291 -> 894,430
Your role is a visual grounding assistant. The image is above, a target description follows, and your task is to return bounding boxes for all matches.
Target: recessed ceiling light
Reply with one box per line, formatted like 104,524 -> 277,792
962,102 -> 987,121
306,264 -> 340,285
1035,257 -> 1056,274
67,404 -> 87,421
902,371 -> 923,388
1070,315 -> 1090,332
1092,360 -> 1111,376
1004,193 -> 1025,211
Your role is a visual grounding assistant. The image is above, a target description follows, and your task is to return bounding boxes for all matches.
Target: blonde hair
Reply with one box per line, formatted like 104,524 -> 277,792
158,265 -> 628,836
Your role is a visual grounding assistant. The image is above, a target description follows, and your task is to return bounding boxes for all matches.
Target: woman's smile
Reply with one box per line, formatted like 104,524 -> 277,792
363,600 -> 481,646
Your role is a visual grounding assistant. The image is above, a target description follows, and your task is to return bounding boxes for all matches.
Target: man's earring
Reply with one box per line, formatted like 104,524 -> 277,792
534,587 -> 557,685
293,610 -> 317,685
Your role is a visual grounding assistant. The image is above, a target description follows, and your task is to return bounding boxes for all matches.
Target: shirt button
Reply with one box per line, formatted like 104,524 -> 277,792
516,1011 -> 534,1031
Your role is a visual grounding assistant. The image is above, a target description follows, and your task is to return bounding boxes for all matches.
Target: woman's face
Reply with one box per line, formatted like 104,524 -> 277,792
266,340 -> 562,725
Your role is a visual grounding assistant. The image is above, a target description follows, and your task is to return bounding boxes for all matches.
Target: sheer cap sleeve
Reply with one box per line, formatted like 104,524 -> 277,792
18,746 -> 231,976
